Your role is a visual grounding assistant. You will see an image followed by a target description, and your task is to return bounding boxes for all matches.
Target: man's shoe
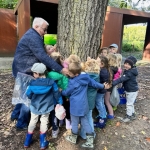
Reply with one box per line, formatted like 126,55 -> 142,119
10,118 -> 17,121
16,126 -> 28,131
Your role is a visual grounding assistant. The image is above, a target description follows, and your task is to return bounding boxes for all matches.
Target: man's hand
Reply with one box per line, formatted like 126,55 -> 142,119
104,82 -> 111,89
61,68 -> 69,76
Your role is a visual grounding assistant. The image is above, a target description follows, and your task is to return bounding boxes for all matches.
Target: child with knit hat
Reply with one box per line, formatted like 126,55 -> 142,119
112,56 -> 138,122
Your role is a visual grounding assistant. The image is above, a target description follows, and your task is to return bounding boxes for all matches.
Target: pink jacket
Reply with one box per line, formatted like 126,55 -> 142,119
114,68 -> 122,80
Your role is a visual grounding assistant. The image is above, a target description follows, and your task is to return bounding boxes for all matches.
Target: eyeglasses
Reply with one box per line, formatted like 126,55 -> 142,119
40,26 -> 47,32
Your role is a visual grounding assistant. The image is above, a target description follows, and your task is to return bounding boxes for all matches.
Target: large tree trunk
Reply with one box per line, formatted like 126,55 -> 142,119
57,0 -> 108,61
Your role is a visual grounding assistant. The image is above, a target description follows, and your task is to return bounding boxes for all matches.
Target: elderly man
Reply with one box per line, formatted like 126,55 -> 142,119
11,17 -> 68,130
12,17 -> 68,77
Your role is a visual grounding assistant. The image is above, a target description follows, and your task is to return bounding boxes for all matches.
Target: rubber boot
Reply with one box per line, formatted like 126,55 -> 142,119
24,133 -> 33,148
40,133 -> 49,150
81,134 -> 94,149
65,132 -> 78,144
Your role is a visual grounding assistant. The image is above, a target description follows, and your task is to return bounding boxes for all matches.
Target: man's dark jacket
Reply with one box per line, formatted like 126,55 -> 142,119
12,28 -> 62,77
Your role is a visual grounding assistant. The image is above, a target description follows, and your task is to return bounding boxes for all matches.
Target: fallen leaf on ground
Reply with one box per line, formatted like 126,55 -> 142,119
145,137 -> 150,142
103,146 -> 107,150
142,116 -> 148,120
141,131 -> 146,135
122,135 -> 126,138
116,122 -> 121,126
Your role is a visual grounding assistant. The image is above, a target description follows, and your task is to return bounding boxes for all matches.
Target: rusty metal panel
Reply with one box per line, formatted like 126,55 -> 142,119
36,0 -> 58,4
18,0 -> 30,40
0,8 -> 17,56
143,21 -> 150,61
107,6 -> 150,18
101,11 -> 123,52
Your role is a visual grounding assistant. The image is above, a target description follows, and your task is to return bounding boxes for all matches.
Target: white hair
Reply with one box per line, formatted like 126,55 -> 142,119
32,17 -> 49,28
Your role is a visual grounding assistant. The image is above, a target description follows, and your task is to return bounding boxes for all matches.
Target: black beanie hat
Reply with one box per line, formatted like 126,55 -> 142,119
124,56 -> 137,68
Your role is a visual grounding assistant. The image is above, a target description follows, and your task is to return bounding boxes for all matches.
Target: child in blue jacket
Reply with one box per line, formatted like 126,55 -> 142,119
24,63 -> 60,149
61,62 -> 109,149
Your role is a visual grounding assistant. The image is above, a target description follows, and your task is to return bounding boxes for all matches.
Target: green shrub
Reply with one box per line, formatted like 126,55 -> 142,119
122,41 -> 144,52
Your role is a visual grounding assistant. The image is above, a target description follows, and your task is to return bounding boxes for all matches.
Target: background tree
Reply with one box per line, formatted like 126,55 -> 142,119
108,0 -> 150,12
0,0 -> 18,9
57,0 -> 108,60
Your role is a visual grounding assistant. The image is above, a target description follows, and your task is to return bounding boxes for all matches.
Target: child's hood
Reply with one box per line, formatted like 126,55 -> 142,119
87,73 -> 99,82
125,67 -> 138,76
74,73 -> 91,86
29,78 -> 54,94
84,57 -> 100,74
130,67 -> 138,76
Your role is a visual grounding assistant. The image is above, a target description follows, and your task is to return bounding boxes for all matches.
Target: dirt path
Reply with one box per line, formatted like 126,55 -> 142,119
0,65 -> 150,150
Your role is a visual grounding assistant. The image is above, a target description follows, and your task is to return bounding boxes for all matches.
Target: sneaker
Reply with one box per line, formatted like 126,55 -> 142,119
107,114 -> 114,119
131,113 -> 136,120
94,118 -> 107,129
65,133 -> 78,144
10,118 -> 17,121
81,134 -> 94,149
121,115 -> 132,123
52,128 -> 59,138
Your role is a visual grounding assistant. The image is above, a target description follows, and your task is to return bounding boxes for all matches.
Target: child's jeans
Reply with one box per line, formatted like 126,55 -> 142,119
80,110 -> 95,139
95,93 -> 107,118
49,109 -> 58,131
71,114 -> 93,135
11,103 -> 30,128
126,91 -> 138,116
28,112 -> 49,133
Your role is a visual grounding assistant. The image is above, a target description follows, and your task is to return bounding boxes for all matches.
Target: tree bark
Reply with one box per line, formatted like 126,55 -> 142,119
57,0 -> 108,61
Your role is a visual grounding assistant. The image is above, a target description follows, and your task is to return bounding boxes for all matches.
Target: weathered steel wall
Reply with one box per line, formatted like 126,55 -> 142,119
101,11 -> 123,52
18,0 -> 30,40
0,8 -> 17,56
143,21 -> 150,60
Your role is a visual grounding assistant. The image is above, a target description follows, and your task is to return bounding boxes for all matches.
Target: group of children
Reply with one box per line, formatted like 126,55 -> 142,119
19,43 -> 138,149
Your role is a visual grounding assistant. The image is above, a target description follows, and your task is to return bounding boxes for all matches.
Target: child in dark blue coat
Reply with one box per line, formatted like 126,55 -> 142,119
24,63 -> 60,149
61,62 -> 109,149
112,56 -> 138,123
95,56 -> 111,128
